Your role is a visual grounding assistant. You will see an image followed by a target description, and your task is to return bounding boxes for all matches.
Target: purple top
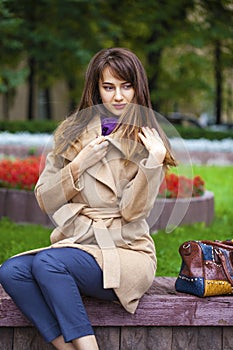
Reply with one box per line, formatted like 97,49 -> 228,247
101,117 -> 118,136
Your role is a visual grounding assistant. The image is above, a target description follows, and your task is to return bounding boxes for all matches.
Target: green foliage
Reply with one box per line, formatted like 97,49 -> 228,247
0,120 -> 58,133
159,47 -> 214,115
0,0 -> 232,121
174,125 -> 233,140
0,67 -> 28,94
0,0 -> 24,63
0,0 -> 26,96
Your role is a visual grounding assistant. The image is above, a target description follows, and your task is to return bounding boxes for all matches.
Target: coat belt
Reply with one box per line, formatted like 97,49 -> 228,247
52,203 -> 122,288
82,206 -> 121,289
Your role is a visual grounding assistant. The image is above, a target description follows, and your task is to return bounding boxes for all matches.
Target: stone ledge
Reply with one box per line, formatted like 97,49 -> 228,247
0,189 -> 214,231
0,188 -> 52,226
147,190 -> 214,231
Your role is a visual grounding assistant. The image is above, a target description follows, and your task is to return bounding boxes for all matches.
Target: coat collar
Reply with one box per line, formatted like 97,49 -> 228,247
60,114 -> 133,161
60,115 -> 121,196
60,115 -> 147,196
61,115 -> 102,162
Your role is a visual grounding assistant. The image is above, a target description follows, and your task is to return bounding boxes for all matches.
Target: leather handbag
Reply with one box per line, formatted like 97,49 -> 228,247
175,240 -> 233,297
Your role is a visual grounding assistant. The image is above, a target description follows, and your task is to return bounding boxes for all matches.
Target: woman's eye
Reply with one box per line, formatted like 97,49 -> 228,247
103,86 -> 113,91
123,84 -> 132,90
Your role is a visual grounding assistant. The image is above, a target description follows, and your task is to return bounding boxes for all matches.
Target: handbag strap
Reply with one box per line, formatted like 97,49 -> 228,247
199,240 -> 233,286
202,240 -> 233,251
216,249 -> 233,287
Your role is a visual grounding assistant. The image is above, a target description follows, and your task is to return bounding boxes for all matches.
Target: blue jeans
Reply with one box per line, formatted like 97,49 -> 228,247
0,248 -> 117,343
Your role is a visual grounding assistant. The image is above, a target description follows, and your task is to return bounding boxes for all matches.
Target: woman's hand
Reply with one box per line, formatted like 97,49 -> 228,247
138,126 -> 166,164
70,136 -> 109,178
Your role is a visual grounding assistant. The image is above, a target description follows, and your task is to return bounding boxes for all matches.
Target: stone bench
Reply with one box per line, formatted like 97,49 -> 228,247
1,277 -> 233,350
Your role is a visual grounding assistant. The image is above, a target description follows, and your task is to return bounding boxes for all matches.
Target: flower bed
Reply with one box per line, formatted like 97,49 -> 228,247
158,172 -> 205,198
145,172 -> 214,232
0,157 -> 205,197
0,156 -> 45,191
0,156 -> 50,226
0,156 -> 214,230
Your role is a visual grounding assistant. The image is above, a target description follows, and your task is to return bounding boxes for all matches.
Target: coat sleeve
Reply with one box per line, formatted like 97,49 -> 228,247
34,152 -> 84,215
119,158 -> 164,222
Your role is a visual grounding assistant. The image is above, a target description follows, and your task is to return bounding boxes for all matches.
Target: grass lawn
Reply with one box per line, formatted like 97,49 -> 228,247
0,165 -> 232,277
0,218 -> 51,263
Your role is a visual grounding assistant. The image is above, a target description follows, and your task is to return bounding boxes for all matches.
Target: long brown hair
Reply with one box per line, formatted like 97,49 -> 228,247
54,47 -> 176,166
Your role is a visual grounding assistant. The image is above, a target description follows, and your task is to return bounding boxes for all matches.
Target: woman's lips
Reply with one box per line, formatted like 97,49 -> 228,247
113,104 -> 126,110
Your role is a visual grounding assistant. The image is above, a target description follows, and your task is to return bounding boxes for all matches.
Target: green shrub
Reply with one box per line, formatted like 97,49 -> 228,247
173,125 -> 233,140
0,120 -> 232,140
0,120 -> 59,133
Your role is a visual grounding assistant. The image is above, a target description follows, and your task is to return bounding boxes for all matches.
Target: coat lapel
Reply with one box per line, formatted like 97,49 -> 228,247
61,115 -> 119,195
85,153 -> 117,196
61,115 -> 101,162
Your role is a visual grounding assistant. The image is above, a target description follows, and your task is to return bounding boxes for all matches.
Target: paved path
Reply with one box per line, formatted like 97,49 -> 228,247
178,150 -> 233,165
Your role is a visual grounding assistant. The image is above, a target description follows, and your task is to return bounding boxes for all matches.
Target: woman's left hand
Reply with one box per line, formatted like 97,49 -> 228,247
138,126 -> 166,164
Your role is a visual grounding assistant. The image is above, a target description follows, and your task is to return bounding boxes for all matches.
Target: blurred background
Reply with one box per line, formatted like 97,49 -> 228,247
0,0 -> 232,132
0,0 -> 232,273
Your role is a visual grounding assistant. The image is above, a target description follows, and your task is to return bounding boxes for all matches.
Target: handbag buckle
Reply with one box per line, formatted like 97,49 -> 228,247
183,243 -> 190,249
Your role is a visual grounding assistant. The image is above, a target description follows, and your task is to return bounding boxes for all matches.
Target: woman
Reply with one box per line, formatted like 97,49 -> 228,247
0,48 -> 176,350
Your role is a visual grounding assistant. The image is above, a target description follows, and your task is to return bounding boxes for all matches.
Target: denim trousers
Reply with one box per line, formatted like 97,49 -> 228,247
0,247 -> 117,343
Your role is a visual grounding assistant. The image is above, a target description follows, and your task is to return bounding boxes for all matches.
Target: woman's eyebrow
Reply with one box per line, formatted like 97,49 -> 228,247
102,81 -> 128,85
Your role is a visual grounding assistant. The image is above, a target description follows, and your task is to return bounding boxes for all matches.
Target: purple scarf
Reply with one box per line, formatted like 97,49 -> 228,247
101,117 -> 118,136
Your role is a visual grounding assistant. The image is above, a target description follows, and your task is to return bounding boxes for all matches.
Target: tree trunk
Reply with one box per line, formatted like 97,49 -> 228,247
67,79 -> 76,112
27,56 -> 36,120
146,32 -> 163,111
44,88 -> 52,120
226,82 -> 232,123
2,93 -> 9,121
214,41 -> 222,125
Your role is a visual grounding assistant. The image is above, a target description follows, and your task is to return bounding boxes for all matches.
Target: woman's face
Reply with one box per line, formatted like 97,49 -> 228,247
98,67 -> 135,116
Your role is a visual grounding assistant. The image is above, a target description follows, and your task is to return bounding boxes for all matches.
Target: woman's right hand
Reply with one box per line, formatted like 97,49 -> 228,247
70,136 -> 109,179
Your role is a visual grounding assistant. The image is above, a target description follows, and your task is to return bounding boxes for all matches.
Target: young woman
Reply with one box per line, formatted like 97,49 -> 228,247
0,48 -> 176,350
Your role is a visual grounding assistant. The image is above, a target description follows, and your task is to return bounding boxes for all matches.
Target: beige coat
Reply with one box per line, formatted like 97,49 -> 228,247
34,116 -> 164,314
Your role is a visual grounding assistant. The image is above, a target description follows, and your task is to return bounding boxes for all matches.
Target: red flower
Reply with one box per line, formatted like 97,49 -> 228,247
0,155 -> 45,191
158,172 -> 205,198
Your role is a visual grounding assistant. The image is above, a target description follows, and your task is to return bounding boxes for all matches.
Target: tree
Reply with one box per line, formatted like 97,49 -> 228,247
96,0 -> 196,111
1,0 -> 232,122
190,0 -> 233,124
0,0 -> 26,120
5,0 -> 61,120
5,0 -> 104,119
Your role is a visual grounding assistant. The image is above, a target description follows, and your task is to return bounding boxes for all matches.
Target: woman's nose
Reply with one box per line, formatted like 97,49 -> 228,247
114,88 -> 123,101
